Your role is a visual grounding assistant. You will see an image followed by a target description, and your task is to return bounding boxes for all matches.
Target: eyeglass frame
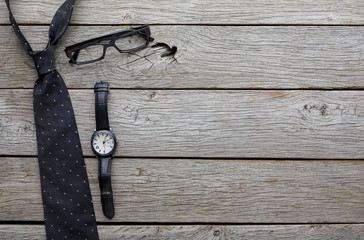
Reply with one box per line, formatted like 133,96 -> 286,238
64,25 -> 154,64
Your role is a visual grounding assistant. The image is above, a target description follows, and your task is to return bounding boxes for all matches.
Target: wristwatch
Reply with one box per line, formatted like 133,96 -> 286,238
91,81 -> 116,219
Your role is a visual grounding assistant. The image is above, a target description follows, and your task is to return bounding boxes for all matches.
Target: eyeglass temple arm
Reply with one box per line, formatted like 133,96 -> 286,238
69,49 -> 80,63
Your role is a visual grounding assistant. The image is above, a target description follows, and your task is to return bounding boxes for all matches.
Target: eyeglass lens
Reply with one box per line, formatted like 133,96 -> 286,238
76,45 -> 104,62
114,34 -> 147,51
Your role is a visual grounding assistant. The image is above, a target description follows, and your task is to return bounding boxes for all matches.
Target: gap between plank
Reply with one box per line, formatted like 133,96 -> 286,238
0,221 -> 363,226
1,23 -> 364,27
3,88 -> 364,91
1,155 -> 364,161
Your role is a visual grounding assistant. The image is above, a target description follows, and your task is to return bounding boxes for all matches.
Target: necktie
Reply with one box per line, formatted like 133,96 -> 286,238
5,1 -> 100,239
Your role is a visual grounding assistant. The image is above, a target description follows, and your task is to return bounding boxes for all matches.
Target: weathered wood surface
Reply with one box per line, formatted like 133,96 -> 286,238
2,90 -> 364,158
0,157 -> 363,222
1,26 -> 363,89
2,0 -> 363,238
1,224 -> 363,240
1,0 -> 364,25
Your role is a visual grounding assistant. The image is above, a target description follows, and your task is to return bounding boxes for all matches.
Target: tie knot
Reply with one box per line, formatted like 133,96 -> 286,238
31,46 -> 57,76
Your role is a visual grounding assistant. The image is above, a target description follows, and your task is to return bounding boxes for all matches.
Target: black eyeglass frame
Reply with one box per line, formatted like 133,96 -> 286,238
65,25 -> 154,64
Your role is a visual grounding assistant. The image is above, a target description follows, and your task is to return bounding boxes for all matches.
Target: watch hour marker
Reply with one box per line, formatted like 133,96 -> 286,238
92,131 -> 115,155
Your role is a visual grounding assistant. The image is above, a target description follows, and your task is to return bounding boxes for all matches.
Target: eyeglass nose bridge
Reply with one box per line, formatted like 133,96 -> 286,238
102,41 -> 125,57
94,39 -> 123,55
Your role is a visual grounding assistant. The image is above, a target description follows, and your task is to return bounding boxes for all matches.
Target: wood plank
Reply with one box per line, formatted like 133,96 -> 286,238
1,0 -> 364,25
0,157 -> 363,222
1,224 -> 363,240
1,26 -> 363,89
2,90 -> 364,158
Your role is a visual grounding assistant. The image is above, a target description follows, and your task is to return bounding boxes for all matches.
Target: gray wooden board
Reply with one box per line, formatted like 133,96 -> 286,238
0,224 -> 363,240
0,157 -> 363,222
2,90 -> 364,158
1,0 -> 363,236
1,26 -> 364,89
1,0 -> 364,25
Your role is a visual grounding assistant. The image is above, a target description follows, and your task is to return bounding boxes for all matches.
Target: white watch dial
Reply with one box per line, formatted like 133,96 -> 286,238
92,131 -> 115,155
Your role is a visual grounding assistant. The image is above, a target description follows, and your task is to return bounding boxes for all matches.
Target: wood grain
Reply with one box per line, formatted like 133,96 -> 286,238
1,0 -> 364,25
2,90 -> 364,158
1,0 -> 363,235
0,224 -> 363,240
0,157 -> 363,222
1,26 -> 363,89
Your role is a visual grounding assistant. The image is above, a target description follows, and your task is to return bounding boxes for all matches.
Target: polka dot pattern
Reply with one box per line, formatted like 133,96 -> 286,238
33,72 -> 99,240
5,0 -> 99,239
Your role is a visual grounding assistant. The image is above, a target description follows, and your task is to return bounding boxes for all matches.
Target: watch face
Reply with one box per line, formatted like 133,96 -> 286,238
91,130 -> 116,156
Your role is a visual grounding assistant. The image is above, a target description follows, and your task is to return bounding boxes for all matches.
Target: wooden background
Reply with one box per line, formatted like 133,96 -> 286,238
0,0 -> 363,239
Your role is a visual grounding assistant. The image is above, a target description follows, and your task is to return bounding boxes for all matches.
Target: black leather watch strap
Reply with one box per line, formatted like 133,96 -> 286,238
93,81 -> 115,219
98,156 -> 115,219
94,82 -> 110,130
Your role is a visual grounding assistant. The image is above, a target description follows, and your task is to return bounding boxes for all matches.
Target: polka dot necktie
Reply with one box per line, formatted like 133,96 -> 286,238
5,0 -> 100,239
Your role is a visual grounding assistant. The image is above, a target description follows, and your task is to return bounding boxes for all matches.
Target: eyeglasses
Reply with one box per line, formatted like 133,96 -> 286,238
64,25 -> 154,64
